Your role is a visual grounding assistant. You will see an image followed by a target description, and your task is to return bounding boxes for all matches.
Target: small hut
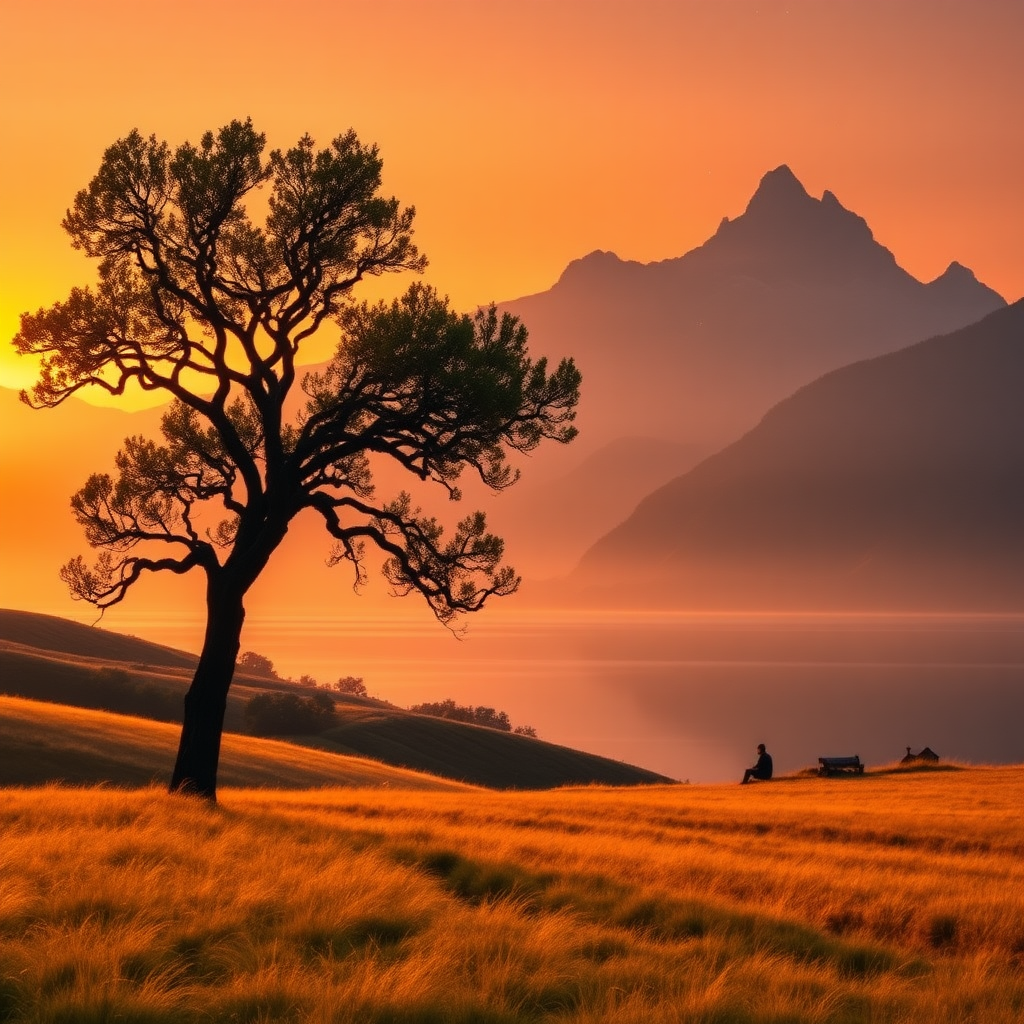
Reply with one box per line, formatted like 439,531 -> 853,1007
901,746 -> 940,764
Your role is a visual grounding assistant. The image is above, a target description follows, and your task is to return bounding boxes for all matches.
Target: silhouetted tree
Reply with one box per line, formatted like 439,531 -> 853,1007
14,119 -> 580,801
409,698 -> 535,735
333,675 -> 367,696
237,651 -> 278,678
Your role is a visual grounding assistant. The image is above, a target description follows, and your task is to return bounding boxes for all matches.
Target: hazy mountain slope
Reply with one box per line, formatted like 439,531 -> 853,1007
569,301 -> 1024,610
502,165 -> 1005,452
480,436 -> 707,578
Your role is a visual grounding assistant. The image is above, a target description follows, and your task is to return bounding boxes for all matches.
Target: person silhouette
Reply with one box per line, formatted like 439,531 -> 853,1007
741,743 -> 773,784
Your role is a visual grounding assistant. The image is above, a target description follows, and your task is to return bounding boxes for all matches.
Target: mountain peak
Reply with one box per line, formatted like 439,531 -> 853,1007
932,260 -> 976,284
555,249 -> 645,290
925,260 -> 1004,310
695,163 -> 898,282
744,164 -> 811,213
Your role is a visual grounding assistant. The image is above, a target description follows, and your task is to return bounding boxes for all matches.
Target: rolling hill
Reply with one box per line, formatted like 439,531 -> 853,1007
0,607 -> 197,668
567,300 -> 1024,610
0,608 -> 672,788
0,695 -> 473,790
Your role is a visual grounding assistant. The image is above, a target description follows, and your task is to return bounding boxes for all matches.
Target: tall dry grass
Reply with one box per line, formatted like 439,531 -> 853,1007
1,766 -> 1022,1022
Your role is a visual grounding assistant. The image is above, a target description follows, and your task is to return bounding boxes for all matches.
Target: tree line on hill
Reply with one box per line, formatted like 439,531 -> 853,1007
241,690 -> 536,739
3,634 -> 534,742
236,651 -> 368,697
3,637 -> 537,743
407,699 -> 537,737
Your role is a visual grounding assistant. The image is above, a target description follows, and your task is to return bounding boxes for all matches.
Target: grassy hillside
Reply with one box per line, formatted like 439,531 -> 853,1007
0,695 -> 471,791
1,766 -> 1021,1022
313,707 -> 671,789
0,607 -> 198,668
0,608 -> 671,788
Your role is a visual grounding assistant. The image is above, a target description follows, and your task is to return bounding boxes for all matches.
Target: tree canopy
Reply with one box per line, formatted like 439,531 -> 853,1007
14,119 -> 580,798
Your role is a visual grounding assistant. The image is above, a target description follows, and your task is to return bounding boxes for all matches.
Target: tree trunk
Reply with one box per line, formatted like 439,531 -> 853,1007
169,581 -> 246,801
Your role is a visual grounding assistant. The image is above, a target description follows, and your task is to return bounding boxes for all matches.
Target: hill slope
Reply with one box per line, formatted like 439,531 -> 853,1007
313,706 -> 671,789
570,301 -> 1024,610
0,607 -> 197,669
0,695 -> 472,790
0,608 -> 671,788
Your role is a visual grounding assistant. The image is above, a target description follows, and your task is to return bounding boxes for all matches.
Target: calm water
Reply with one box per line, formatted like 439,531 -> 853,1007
115,609 -> 1024,783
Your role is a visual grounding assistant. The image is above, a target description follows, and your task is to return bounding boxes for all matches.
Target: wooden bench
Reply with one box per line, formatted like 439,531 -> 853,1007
818,756 -> 864,776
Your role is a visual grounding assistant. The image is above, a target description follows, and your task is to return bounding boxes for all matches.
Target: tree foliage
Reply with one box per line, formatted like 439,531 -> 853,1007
13,118 -> 579,798
332,675 -> 368,697
408,698 -> 535,736
237,651 -> 278,678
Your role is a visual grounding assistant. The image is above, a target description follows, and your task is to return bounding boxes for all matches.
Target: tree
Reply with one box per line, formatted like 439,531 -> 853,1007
14,119 -> 580,801
333,675 -> 367,697
237,651 -> 277,678
408,698 -> 534,735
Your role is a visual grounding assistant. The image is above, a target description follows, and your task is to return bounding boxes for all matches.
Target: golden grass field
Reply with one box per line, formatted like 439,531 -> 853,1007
2,764 -> 1022,1022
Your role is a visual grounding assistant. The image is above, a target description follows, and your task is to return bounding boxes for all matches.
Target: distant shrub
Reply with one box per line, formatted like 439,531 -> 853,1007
237,651 -> 279,678
409,699 -> 536,737
0,657 -> 182,723
296,674 -> 318,688
332,675 -> 368,697
91,667 -> 183,722
244,690 -> 337,737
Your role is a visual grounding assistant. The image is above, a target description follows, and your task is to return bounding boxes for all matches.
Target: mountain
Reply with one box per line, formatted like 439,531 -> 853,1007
564,301 -> 1024,610
501,165 -> 1004,453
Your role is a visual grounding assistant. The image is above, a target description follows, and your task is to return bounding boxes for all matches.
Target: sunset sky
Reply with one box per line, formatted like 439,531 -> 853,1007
1,0 -> 1022,397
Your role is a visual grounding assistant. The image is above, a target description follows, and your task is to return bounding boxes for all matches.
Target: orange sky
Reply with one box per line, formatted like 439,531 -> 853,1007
1,0 -> 1022,397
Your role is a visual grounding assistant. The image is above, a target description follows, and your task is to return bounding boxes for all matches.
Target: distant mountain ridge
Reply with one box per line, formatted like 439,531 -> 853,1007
555,165 -> 1000,300
566,301 -> 1024,611
505,164 -> 1004,451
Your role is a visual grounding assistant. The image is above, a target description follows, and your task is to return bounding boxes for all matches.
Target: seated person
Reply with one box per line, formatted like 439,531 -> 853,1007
741,743 -> 773,784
